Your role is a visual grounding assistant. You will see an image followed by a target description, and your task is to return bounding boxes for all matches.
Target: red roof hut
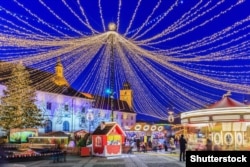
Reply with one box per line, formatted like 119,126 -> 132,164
92,122 -> 126,157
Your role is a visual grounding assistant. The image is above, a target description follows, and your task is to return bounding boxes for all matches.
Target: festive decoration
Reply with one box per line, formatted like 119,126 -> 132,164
150,125 -> 157,132
134,124 -> 142,131
0,62 -> 44,131
0,1 -> 249,118
143,125 -> 150,131
157,126 -> 164,132
167,111 -> 175,123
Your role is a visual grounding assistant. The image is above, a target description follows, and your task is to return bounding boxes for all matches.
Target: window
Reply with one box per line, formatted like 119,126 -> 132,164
63,121 -> 70,132
131,116 -> 133,120
95,136 -> 102,147
81,107 -> 86,113
46,102 -> 52,110
121,115 -> 123,120
44,120 -> 52,133
64,104 -> 69,111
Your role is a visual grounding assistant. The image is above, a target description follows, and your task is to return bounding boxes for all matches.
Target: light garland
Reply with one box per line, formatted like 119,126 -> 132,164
124,0 -> 142,35
98,0 -> 106,32
0,0 -> 249,119
116,0 -> 122,32
77,0 -> 97,34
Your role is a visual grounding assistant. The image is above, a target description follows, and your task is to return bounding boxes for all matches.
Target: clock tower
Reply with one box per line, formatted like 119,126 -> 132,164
120,82 -> 133,109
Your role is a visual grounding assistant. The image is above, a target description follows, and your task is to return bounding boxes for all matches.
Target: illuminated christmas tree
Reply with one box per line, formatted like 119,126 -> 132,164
0,62 -> 44,132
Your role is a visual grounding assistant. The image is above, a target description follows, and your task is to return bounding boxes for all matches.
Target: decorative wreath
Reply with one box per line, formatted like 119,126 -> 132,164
143,125 -> 150,131
236,132 -> 242,145
168,115 -> 174,123
224,132 -> 233,145
157,126 -> 164,132
151,125 -> 157,132
134,124 -> 142,131
213,133 -> 221,145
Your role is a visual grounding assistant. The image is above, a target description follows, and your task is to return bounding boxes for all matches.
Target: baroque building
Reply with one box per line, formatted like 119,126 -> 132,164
0,60 -> 136,134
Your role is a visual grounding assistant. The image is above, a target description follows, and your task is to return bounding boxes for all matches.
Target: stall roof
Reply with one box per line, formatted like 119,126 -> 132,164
41,131 -> 69,137
92,122 -> 126,136
74,130 -> 88,134
206,96 -> 246,109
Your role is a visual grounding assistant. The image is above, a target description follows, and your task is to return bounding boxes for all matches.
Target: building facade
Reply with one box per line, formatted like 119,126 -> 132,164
0,60 -> 136,135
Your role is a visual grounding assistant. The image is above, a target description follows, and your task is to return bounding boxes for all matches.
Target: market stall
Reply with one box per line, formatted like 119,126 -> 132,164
28,131 -> 70,149
92,122 -> 126,157
9,128 -> 38,143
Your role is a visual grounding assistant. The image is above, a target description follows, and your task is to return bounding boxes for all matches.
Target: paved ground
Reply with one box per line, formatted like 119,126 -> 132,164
2,151 -> 186,167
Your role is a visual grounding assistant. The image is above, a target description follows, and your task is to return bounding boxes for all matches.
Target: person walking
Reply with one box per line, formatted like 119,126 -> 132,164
163,138 -> 168,152
179,134 -> 187,162
206,138 -> 212,151
136,138 -> 140,152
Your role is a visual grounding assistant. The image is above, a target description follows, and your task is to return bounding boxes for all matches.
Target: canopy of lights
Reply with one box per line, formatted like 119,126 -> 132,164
0,0 -> 249,119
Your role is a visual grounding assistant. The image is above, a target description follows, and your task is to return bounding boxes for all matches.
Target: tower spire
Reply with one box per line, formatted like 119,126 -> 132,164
51,57 -> 69,86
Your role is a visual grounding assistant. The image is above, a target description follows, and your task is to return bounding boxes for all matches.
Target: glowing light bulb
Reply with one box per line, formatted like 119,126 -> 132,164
108,23 -> 117,31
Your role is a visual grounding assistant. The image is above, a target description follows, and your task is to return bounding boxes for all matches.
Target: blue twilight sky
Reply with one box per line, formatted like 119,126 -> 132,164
0,0 -> 250,121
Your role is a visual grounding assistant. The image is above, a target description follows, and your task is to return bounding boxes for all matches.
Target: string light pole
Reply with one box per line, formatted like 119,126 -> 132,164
108,23 -> 116,122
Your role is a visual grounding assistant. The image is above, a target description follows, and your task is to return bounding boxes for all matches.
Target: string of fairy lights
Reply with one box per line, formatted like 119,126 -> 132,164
137,0 -> 243,45
0,0 -> 249,119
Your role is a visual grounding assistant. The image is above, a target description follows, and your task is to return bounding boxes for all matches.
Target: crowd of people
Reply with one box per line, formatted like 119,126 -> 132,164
126,134 -> 217,162
125,135 -> 179,153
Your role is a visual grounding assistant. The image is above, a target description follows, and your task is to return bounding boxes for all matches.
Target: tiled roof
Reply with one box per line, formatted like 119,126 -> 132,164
92,122 -> 116,135
0,65 -> 89,98
93,95 -> 135,113
0,62 -> 135,114
40,131 -> 69,136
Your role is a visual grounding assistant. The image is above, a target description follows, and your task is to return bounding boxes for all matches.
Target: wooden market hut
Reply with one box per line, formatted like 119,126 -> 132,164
92,122 -> 126,157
